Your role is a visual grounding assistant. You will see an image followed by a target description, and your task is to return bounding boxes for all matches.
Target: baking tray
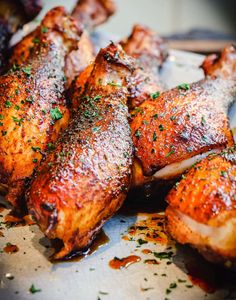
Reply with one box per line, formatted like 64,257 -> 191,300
1,1 -> 236,300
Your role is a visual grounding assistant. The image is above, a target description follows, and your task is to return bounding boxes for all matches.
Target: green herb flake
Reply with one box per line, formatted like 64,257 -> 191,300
47,143 -> 55,151
31,146 -> 41,152
151,113 -> 158,119
107,81 -> 122,87
41,26 -> 48,33
152,132 -> 157,141
201,116 -> 206,125
5,100 -> 12,108
92,127 -> 100,133
2,130 -> 7,136
12,116 -> 24,126
32,38 -> 40,44
137,238 -> 148,245
169,282 -> 177,289
29,284 -> 41,294
150,91 -> 160,100
0,114 -> 4,120
220,170 -> 227,178
22,66 -> 32,76
135,129 -> 141,138
165,149 -> 175,158
153,251 -> 173,259
14,105 -> 20,111
32,158 -> 38,163
99,291 -> 109,295
50,107 -> 63,121
177,83 -> 190,91
158,124 -> 164,131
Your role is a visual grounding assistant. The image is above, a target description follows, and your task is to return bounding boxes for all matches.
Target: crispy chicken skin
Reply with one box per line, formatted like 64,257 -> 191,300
71,0 -> 116,30
131,46 -> 236,185
27,43 -> 134,259
166,148 -> 236,266
0,7 -> 81,207
121,24 -> 167,109
70,24 -> 167,111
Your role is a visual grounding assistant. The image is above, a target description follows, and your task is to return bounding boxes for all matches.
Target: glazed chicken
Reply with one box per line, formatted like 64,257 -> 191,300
0,7 -> 82,207
166,147 -> 236,267
0,0 -> 42,72
66,0 -> 116,86
10,0 -> 116,86
120,24 -> 167,109
69,24 -> 167,111
27,43 -> 134,259
131,45 -> 236,186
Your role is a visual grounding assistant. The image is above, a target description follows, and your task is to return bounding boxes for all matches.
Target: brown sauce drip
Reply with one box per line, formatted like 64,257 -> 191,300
4,213 -> 35,227
109,255 -> 141,269
3,243 -> 19,254
127,213 -> 170,245
142,249 -> 152,254
52,230 -> 109,262
144,259 -> 159,265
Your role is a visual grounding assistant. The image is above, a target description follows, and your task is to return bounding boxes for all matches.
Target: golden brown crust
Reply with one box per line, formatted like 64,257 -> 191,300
0,7 -> 81,207
27,43 -> 134,259
166,148 -> 236,225
121,24 -> 167,109
130,46 -> 236,177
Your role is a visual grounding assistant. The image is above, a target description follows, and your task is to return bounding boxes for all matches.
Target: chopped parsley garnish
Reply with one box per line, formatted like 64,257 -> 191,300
32,38 -> 40,44
0,114 -> 4,120
14,105 -> 20,111
32,146 -> 41,152
2,130 -> 7,136
220,170 -> 227,178
153,251 -> 173,259
32,158 -> 38,163
201,116 -> 206,125
107,81 -> 122,87
22,66 -> 32,76
137,238 -> 148,245
150,91 -> 160,100
5,100 -> 12,108
165,149 -> 175,157
158,124 -> 164,131
26,96 -> 34,103
135,129 -> 141,138
153,132 -> 157,141
177,83 -> 190,91
152,113 -> 158,119
47,143 -> 55,151
92,127 -> 100,133
50,107 -> 63,121
170,115 -> 176,121
29,284 -> 41,294
41,26 -> 48,33
169,282 -> 177,289
12,116 -> 24,126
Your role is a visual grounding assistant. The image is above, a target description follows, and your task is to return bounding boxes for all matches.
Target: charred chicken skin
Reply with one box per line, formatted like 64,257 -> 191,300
131,45 -> 236,186
0,7 -> 82,207
166,147 -> 236,267
27,43 -> 134,259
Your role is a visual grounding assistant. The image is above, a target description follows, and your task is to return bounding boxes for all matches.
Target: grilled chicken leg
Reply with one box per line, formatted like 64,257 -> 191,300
120,24 -> 167,109
131,45 -> 236,186
27,43 -> 134,259
166,147 -> 236,267
0,7 -> 81,207
69,24 -> 167,111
